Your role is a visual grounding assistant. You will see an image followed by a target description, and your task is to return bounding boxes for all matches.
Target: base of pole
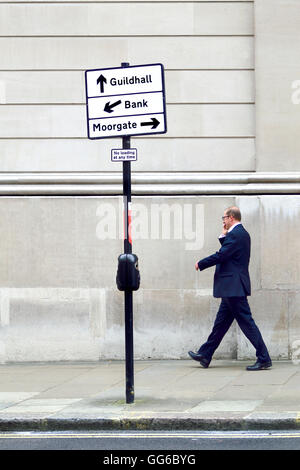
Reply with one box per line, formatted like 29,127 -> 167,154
126,387 -> 134,404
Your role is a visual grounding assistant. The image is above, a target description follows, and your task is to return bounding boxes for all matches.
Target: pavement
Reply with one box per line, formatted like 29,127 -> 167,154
0,359 -> 299,432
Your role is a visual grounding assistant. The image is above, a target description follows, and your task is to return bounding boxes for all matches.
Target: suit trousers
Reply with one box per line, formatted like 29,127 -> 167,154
198,297 -> 271,364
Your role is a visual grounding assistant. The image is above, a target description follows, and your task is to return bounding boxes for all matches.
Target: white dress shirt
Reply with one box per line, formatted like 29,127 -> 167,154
219,222 -> 241,239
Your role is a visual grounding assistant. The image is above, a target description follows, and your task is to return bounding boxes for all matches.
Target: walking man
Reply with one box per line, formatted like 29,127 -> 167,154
188,206 -> 272,371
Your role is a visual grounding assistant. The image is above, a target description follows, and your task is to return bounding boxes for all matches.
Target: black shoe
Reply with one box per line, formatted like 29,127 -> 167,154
246,360 -> 272,371
188,351 -> 210,368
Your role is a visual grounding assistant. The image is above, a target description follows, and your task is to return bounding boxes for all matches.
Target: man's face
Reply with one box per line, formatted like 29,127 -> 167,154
222,212 -> 234,230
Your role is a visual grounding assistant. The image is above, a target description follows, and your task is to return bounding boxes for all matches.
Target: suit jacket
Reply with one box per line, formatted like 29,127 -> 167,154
198,224 -> 251,298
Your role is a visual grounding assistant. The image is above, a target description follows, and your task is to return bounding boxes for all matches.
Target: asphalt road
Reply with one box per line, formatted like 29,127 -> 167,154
0,430 -> 300,451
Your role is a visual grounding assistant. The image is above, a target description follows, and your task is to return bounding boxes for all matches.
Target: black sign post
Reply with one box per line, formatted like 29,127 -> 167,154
85,61 -> 166,405
121,61 -> 134,402
122,134 -> 134,403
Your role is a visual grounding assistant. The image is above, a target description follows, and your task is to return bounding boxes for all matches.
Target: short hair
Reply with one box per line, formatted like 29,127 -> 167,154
225,206 -> 241,221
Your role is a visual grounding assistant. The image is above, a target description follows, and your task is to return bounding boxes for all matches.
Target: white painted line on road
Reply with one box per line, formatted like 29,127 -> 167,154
1,431 -> 300,440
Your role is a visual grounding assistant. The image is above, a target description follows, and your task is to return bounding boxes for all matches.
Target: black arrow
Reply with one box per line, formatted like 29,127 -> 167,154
140,117 -> 160,129
104,100 -> 122,113
97,74 -> 107,93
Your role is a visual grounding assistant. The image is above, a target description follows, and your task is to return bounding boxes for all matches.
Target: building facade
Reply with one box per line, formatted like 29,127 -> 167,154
0,0 -> 299,362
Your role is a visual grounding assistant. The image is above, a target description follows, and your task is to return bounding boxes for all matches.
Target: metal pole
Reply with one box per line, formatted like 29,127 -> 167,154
121,62 -> 134,404
122,134 -> 134,404
122,138 -> 132,256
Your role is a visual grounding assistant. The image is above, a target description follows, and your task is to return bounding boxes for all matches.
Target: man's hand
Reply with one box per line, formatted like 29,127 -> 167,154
222,227 -> 228,236
195,262 -> 199,271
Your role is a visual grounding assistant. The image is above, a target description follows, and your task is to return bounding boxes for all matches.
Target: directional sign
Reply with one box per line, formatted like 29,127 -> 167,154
85,63 -> 167,139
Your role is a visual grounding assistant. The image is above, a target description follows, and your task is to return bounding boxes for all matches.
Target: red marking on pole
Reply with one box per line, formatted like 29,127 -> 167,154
128,208 -> 132,245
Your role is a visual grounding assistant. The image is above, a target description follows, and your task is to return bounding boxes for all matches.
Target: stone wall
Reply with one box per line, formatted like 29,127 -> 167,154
0,195 -> 299,362
0,0 -> 254,173
0,1 -> 299,362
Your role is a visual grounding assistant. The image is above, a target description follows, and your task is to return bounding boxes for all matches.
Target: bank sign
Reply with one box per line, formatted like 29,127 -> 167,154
85,63 -> 167,139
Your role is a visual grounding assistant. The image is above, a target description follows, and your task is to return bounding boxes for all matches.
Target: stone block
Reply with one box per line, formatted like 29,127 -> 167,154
0,288 -> 101,362
260,196 -> 300,290
102,289 -> 236,360
0,104 -> 254,139
0,138 -> 255,173
288,292 -> 300,363
255,0 -> 300,171
0,37 -> 253,70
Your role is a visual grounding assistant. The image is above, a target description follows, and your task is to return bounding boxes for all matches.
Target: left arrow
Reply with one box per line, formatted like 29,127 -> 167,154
97,74 -> 107,93
104,100 -> 122,113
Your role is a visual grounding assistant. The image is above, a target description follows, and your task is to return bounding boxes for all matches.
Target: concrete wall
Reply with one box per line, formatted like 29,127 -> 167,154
0,1 -> 299,363
0,195 -> 299,362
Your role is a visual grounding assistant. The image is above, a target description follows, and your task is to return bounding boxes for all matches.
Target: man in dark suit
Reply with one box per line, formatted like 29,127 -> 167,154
188,206 -> 272,371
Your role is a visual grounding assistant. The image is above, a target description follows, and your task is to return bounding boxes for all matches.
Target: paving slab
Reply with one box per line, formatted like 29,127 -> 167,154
0,360 -> 299,431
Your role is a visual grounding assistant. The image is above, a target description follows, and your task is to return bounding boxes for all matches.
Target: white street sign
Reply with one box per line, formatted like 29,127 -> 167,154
111,148 -> 137,162
85,63 -> 167,139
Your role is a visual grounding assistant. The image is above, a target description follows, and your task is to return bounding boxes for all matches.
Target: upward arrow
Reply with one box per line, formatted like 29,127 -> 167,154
97,74 -> 107,94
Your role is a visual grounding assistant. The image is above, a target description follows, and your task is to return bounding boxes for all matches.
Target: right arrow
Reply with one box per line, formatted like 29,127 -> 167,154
97,74 -> 107,93
140,117 -> 160,129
